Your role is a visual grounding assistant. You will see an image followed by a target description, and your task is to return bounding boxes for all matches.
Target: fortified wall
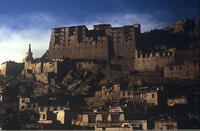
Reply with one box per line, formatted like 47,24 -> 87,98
134,48 -> 175,72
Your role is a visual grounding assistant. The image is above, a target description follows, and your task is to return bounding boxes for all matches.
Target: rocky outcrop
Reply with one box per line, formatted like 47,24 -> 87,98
61,69 -> 103,94
164,17 -> 200,37
137,17 -> 200,51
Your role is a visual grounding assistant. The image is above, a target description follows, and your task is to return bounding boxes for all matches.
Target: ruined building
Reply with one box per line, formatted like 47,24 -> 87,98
0,61 -> 24,76
22,44 -> 73,84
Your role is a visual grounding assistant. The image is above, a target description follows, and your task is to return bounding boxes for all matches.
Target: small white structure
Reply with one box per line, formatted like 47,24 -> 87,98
109,106 -> 123,112
131,120 -> 147,130
154,119 -> 177,130
133,88 -> 158,106
18,97 -> 38,112
38,106 -> 69,124
72,111 -> 125,127
167,96 -> 188,106
95,122 -> 133,130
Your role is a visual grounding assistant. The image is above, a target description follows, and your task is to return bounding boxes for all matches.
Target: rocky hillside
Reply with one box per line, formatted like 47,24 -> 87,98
136,17 -> 200,51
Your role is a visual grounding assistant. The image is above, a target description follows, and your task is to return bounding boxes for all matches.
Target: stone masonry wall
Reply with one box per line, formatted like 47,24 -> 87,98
134,49 -> 175,72
1,61 -> 24,76
164,60 -> 199,79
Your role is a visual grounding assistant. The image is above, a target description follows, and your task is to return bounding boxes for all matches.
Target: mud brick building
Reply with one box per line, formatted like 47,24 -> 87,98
47,24 -> 140,71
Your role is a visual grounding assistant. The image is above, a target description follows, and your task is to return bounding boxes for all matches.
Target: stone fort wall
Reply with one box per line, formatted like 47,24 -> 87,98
134,48 -> 175,72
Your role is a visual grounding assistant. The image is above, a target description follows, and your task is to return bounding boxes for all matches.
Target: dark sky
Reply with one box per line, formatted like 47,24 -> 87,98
0,0 -> 199,30
0,0 -> 199,64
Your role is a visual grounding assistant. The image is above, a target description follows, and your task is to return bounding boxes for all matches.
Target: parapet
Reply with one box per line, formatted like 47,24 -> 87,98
93,24 -> 111,30
135,48 -> 175,58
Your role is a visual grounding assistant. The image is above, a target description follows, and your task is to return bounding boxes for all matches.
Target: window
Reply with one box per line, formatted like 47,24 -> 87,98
123,92 -> 125,96
40,107 -> 44,111
124,124 -> 130,128
22,99 -> 25,103
42,114 -> 45,119
50,107 -> 54,111
152,94 -> 155,98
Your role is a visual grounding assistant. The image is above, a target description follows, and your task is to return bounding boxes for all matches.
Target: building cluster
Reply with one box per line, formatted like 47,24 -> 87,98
85,84 -> 134,109
0,24 -> 199,84
0,22 -> 199,130
0,79 -> 197,130
85,84 -> 160,109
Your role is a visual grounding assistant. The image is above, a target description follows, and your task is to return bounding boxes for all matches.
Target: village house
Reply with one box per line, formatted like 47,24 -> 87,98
131,120 -> 148,130
133,86 -> 159,106
167,96 -> 188,106
72,107 -> 148,130
72,107 -> 125,128
37,105 -> 70,125
85,84 -> 134,109
154,118 -> 177,130
95,122 -> 133,130
18,97 -> 38,112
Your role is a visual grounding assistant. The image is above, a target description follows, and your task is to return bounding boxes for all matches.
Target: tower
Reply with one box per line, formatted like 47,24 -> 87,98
133,24 -> 141,36
23,44 -> 33,62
